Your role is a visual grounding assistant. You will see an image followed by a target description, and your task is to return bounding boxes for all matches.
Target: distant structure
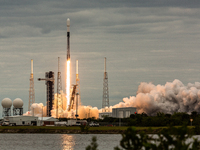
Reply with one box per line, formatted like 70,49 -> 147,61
112,107 -> 137,118
1,98 -> 12,117
99,107 -> 137,119
57,57 -> 63,118
102,57 -> 109,112
13,98 -> 23,116
38,71 -> 55,117
29,59 -> 35,111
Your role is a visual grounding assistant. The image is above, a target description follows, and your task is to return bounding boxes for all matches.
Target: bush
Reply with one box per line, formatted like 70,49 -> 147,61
86,125 -> 200,150
80,125 -> 90,133
85,136 -> 98,150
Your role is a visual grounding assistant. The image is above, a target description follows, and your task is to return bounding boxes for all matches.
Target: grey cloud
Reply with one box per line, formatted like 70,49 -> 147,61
1,0 -> 200,114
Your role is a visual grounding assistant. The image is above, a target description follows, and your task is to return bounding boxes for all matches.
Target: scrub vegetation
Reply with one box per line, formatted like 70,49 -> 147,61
97,111 -> 200,127
86,125 -> 200,150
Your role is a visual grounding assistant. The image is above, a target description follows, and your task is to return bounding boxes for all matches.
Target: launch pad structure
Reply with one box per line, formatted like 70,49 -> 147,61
67,60 -> 81,115
29,59 -> 35,111
102,57 -> 109,112
57,57 -> 63,118
66,18 -> 80,118
35,18 -> 80,118
38,71 -> 55,117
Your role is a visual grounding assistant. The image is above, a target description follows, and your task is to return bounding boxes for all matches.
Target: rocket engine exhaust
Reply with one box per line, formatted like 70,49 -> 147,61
66,18 -> 71,110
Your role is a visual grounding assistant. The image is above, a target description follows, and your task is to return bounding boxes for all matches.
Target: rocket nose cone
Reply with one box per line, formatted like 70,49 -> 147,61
67,18 -> 70,26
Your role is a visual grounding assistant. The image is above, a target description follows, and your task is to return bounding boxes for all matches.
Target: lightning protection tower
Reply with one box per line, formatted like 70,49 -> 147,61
29,59 -> 35,111
102,57 -> 109,112
76,60 -> 81,106
57,57 -> 63,118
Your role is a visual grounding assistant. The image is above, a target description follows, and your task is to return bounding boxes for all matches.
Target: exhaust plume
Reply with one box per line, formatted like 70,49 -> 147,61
116,79 -> 200,115
25,79 -> 200,118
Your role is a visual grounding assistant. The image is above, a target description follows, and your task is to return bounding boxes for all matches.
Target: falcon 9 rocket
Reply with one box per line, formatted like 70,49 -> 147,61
66,18 -> 71,109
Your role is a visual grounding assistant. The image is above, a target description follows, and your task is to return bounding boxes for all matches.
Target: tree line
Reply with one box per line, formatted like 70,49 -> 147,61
97,111 -> 200,127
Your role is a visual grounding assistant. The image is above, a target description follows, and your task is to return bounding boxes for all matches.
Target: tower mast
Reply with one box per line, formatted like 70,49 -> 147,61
75,60 -> 81,118
57,57 -> 63,118
102,57 -> 109,112
29,59 -> 35,111
76,60 -> 81,106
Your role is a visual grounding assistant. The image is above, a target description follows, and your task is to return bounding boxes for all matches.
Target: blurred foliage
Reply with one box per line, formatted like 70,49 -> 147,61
97,111 -> 200,127
80,124 -> 90,133
87,125 -> 200,150
85,136 -> 98,150
60,111 -> 200,127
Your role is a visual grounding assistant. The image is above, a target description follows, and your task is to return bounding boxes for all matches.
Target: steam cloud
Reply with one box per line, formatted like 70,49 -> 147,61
24,91 -> 99,119
24,79 -> 200,118
116,79 -> 200,115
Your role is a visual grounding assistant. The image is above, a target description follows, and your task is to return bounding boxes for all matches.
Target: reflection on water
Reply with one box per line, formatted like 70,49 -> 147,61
0,133 -> 200,150
61,135 -> 75,150
0,134 -> 121,150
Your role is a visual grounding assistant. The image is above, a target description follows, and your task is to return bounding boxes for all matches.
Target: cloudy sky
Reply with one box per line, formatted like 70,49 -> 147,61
1,0 -> 200,115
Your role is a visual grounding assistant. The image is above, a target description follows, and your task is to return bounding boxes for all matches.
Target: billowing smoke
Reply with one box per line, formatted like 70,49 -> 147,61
24,90 -> 99,119
113,79 -> 200,115
24,79 -> 200,118
24,103 -> 46,117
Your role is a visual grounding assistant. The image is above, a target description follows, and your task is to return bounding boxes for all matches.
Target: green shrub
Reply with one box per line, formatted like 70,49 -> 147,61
80,125 -> 90,133
86,125 -> 200,150
85,136 -> 98,150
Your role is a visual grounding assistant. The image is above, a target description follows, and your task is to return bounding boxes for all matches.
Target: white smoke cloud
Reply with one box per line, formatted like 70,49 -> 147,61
24,79 -> 200,118
24,90 -> 99,119
114,79 -> 200,115
24,103 -> 46,117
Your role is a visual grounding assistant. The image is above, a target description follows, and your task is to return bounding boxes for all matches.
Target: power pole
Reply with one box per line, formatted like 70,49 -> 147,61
29,59 -> 35,111
102,57 -> 109,112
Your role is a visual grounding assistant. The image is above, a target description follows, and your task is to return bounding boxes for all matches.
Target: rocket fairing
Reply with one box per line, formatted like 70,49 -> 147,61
67,18 -> 70,60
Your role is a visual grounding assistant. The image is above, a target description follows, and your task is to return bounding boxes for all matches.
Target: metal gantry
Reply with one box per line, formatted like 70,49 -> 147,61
29,59 -> 35,111
38,71 -> 54,117
57,57 -> 63,118
75,60 -> 81,108
102,57 -> 109,111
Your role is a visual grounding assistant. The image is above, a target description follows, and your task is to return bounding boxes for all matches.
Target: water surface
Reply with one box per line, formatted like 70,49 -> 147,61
0,134 -> 121,150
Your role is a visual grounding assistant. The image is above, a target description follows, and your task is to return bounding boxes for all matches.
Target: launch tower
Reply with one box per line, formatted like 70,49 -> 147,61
57,57 -> 63,118
38,71 -> 55,117
76,60 -> 81,107
102,57 -> 109,112
29,59 -> 35,111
